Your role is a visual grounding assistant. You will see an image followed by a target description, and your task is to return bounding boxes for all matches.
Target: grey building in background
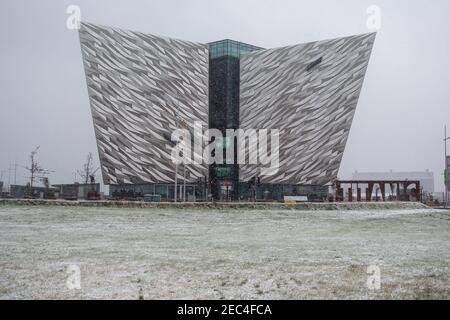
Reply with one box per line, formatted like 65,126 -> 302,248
9,185 -> 57,199
53,183 -> 101,200
352,170 -> 435,194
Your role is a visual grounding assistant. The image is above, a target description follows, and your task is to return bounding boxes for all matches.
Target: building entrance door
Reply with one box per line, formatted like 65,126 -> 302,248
219,179 -> 233,202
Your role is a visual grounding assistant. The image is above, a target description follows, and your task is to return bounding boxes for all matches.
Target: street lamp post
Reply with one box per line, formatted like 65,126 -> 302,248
8,162 -> 12,193
174,161 -> 178,203
444,125 -> 450,208
174,111 -> 181,203
183,164 -> 187,202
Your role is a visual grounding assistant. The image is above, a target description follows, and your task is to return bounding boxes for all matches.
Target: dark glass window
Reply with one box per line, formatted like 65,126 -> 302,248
306,57 -> 323,71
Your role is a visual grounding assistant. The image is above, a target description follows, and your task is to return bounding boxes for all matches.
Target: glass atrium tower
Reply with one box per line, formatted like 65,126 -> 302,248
208,40 -> 263,200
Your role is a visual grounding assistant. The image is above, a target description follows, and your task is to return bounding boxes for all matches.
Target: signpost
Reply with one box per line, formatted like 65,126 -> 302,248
284,196 -> 308,203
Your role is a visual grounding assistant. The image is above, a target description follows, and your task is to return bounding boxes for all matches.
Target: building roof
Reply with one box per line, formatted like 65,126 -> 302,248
208,39 -> 263,58
352,171 -> 434,180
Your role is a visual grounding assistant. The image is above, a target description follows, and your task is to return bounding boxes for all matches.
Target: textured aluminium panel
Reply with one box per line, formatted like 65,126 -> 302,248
79,23 -> 209,184
239,33 -> 376,185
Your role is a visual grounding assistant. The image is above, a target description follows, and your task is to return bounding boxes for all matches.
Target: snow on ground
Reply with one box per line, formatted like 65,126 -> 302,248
0,205 -> 449,299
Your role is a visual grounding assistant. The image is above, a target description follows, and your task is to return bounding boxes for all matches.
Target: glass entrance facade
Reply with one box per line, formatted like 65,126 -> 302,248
208,40 -> 263,200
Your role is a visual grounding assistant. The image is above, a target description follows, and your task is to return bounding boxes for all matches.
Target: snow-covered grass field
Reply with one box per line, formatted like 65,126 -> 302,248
0,205 -> 449,299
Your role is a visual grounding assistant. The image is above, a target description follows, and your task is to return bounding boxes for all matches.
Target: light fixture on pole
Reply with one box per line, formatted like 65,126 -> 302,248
444,125 -> 450,208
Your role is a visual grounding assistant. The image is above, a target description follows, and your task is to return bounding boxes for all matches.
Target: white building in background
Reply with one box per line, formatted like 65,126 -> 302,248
352,170 -> 435,194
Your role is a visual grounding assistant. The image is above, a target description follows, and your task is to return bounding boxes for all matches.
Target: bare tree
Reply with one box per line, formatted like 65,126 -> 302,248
78,153 -> 99,184
25,146 -> 52,188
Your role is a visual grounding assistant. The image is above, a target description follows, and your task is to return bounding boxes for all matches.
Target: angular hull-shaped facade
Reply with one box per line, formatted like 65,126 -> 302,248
79,23 -> 209,184
239,33 -> 376,185
79,23 -> 375,192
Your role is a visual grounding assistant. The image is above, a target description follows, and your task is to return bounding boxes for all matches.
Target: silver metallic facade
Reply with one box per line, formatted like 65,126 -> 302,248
79,23 -> 375,187
79,23 -> 209,184
239,33 -> 376,185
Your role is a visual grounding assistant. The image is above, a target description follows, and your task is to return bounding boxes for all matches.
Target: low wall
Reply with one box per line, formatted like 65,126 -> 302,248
0,199 -> 430,210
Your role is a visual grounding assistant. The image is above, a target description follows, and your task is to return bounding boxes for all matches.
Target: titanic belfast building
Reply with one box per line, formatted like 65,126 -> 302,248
78,22 -> 376,201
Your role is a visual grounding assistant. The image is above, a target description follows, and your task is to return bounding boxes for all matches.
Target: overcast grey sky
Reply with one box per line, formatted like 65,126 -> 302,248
1,0 -> 449,191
